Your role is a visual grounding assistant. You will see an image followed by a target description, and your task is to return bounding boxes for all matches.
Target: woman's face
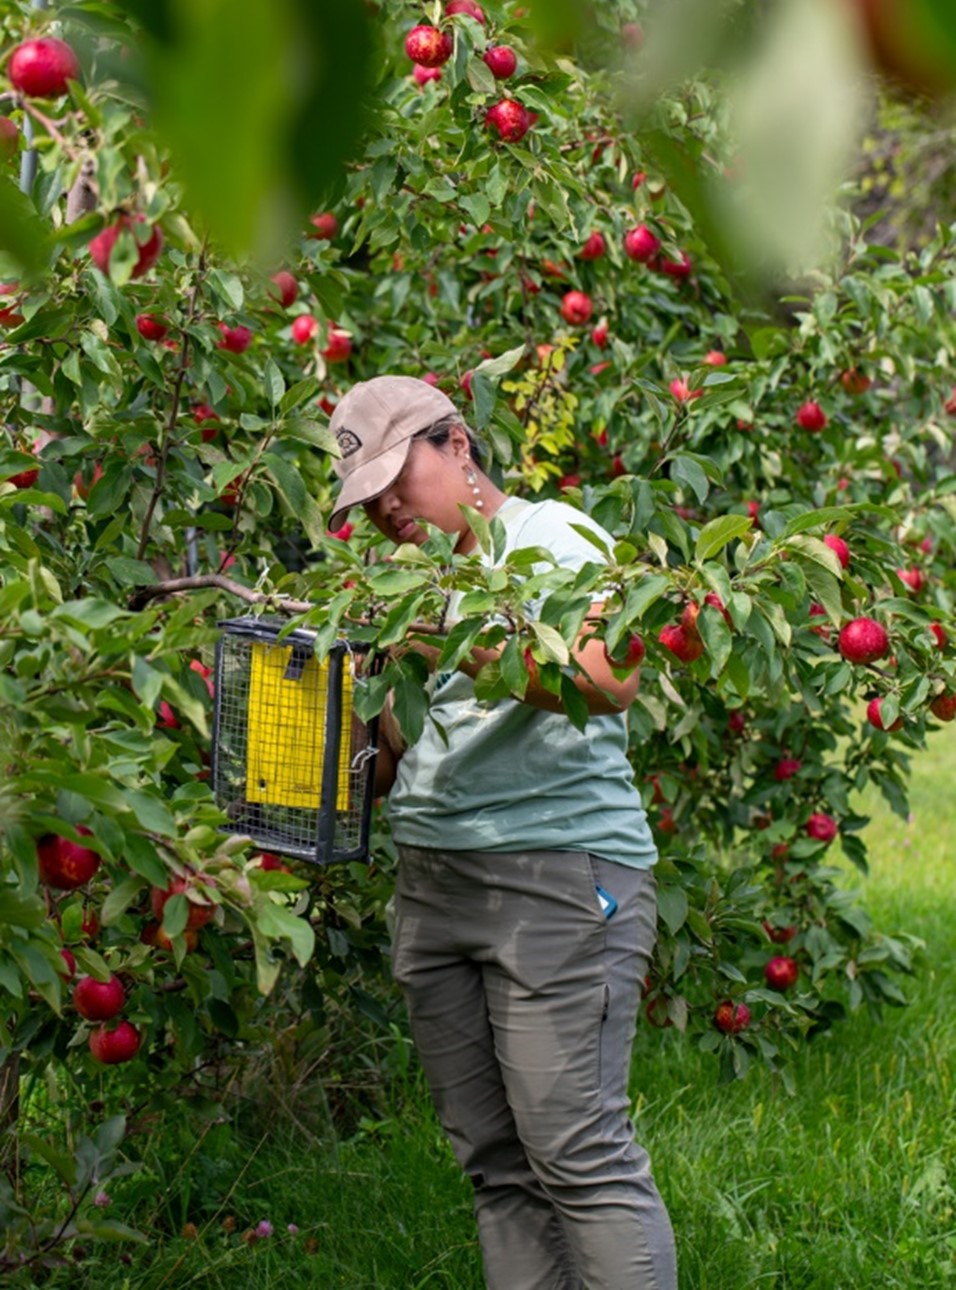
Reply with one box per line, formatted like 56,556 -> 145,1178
363,429 -> 474,547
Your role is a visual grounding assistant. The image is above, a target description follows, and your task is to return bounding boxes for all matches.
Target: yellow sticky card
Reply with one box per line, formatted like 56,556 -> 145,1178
246,642 -> 352,810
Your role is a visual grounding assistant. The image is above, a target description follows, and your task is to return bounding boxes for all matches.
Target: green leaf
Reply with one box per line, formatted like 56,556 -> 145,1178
460,193 -> 491,227
391,674 -> 429,746
255,900 -> 315,967
670,455 -> 710,503
207,268 -> 244,311
475,345 -> 526,380
0,177 -> 50,277
657,884 -> 689,935
530,620 -> 570,665
279,377 -> 321,414
263,358 -> 286,410
124,791 -> 178,837
101,877 -> 145,926
159,892 -> 187,937
695,514 -> 753,563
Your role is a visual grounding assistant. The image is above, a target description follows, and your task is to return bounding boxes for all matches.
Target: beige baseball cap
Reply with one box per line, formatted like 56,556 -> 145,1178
327,376 -> 457,530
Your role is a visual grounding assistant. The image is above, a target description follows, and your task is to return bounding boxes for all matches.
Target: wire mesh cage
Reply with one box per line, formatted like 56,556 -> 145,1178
211,616 -> 379,864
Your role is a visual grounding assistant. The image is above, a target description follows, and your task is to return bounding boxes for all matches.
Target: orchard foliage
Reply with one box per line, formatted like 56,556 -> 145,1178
1,0 -> 956,1263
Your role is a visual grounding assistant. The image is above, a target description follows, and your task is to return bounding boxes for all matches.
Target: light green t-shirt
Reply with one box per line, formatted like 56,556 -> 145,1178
387,498 -> 658,870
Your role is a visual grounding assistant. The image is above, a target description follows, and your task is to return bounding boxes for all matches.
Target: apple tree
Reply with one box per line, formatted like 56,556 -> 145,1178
1,0 -> 955,1268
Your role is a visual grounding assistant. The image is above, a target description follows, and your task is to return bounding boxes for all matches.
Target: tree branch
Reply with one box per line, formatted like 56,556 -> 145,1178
127,574 -> 313,614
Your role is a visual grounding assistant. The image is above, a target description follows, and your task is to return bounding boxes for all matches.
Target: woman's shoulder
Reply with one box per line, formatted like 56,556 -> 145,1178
505,496 -> 613,554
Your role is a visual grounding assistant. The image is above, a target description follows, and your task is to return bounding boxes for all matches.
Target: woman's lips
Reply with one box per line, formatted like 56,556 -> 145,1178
394,518 -> 417,541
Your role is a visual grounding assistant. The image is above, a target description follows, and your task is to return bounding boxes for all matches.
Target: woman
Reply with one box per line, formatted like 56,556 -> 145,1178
329,375 -> 677,1290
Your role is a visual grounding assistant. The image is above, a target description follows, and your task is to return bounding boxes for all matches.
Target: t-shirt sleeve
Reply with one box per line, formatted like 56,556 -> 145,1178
507,500 -> 614,606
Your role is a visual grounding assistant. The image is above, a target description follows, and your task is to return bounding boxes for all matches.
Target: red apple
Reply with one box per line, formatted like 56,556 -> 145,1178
763,920 -> 797,944
896,566 -> 925,593
838,617 -> 889,664
805,812 -> 838,843
151,876 -> 214,931
216,323 -> 252,354
621,21 -> 644,49
703,350 -> 727,366
773,757 -> 802,781
656,806 -> 678,835
703,592 -> 732,627
404,25 -> 453,68
658,621 -> 704,663
590,320 -> 610,349
89,1020 -> 141,1065
413,63 -> 442,85
657,251 -> 693,279
327,522 -> 354,542
89,215 -> 163,279
189,657 -> 215,699
136,313 -> 168,341
867,696 -> 902,732
256,851 -> 289,871
73,973 -> 125,1021
156,700 -> 179,730
192,403 -> 220,442
670,377 -> 702,404
560,290 -> 593,325
808,603 -> 830,638
8,37 -> 80,98
823,534 -> 850,569
578,230 -> 606,261
308,212 -> 339,240
764,955 -> 798,991
7,465 -> 39,489
446,0 -> 485,20
714,1000 -> 751,1034
486,99 -> 533,142
623,224 -> 660,263
0,117 -> 19,160
728,710 -> 746,735
483,45 -> 517,79
929,622 -> 947,650
37,827 -> 100,890
58,948 -> 77,980
796,400 -> 828,432
291,315 -> 319,345
322,327 -> 352,363
604,633 -> 646,671
841,367 -> 871,395
930,692 -> 956,722
269,271 -> 297,307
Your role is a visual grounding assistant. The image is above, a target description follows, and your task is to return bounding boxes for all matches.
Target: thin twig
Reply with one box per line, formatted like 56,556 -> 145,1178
135,243 -> 208,562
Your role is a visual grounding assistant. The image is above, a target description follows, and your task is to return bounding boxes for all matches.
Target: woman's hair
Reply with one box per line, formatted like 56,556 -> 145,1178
414,413 -> 486,468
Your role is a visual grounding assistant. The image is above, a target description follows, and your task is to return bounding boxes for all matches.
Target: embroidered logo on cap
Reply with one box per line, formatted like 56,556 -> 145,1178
335,427 -> 362,459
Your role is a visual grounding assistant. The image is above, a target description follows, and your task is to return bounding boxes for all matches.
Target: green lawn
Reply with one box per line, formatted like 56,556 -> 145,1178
69,725 -> 956,1289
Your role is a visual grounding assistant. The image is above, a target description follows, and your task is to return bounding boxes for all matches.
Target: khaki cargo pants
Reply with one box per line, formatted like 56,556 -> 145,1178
392,845 -> 678,1290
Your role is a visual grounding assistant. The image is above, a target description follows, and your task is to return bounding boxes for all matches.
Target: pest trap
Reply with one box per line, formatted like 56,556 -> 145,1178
211,616 -> 378,864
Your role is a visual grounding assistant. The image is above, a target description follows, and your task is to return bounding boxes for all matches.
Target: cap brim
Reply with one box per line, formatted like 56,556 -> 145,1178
328,438 -> 413,531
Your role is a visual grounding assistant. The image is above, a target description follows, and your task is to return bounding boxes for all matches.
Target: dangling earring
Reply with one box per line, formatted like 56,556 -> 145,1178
464,461 -> 484,509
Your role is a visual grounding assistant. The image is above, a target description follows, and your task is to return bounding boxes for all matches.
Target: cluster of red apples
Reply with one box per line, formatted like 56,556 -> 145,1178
1,30 -> 354,505
38,825 -> 216,1065
404,2 -> 533,142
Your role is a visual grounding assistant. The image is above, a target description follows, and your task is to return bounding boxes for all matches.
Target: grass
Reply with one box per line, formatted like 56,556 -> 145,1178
63,725 -> 956,1289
